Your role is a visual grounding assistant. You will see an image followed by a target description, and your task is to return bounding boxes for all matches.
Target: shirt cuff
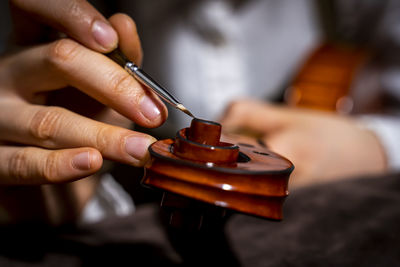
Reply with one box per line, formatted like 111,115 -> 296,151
358,115 -> 400,171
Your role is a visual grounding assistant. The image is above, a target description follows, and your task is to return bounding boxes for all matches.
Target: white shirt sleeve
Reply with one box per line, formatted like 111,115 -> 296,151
358,115 -> 400,171
79,173 -> 135,224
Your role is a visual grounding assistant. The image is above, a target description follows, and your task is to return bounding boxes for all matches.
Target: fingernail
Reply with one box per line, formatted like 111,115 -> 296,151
72,152 -> 91,170
140,95 -> 161,121
92,20 -> 118,50
125,136 -> 153,160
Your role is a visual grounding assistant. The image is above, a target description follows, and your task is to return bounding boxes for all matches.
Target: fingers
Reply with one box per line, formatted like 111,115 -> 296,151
10,0 -> 118,52
0,101 -> 157,167
1,38 -> 167,128
220,99 -> 291,134
0,146 -> 102,185
109,13 -> 143,66
219,99 -> 330,135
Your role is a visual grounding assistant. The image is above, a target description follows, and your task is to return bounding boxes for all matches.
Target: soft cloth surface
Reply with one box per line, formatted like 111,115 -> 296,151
1,174 -> 399,266
227,173 -> 400,266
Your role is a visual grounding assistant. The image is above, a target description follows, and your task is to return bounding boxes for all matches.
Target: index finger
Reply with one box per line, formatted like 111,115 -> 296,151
1,38 -> 167,128
10,0 -> 118,52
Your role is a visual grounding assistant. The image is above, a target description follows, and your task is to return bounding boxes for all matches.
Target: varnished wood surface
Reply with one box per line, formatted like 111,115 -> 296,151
286,43 -> 369,113
143,118 -> 294,220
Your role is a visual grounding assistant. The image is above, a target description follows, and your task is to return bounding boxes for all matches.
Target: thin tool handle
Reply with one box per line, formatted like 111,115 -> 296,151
124,62 -> 180,106
107,49 -> 180,106
107,48 -> 194,118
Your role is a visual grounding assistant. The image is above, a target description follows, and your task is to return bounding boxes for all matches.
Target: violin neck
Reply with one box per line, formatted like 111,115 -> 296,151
285,42 -> 369,114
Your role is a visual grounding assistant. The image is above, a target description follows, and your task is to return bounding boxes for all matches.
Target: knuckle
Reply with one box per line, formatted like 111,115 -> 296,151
8,148 -> 32,182
66,0 -> 82,17
95,126 -> 114,153
46,39 -> 80,68
109,71 -> 134,96
29,107 -> 65,145
41,151 -> 60,182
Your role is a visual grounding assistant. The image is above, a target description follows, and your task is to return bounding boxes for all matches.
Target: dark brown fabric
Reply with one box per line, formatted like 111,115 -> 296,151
227,173 -> 400,266
1,174 -> 400,266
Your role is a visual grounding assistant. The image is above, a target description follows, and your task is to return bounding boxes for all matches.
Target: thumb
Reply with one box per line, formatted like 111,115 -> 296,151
109,13 -> 143,66
10,0 -> 118,52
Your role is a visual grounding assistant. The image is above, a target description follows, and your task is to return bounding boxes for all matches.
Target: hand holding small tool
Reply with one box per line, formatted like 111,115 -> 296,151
107,48 -> 195,118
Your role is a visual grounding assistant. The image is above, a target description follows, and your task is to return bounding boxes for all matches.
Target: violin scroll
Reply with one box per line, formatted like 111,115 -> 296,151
142,118 -> 294,219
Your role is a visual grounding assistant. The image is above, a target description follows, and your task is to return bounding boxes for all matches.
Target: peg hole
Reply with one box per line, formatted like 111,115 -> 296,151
237,152 -> 251,163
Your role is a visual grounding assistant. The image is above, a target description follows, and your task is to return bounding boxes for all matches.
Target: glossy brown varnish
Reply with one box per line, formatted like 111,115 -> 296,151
143,118 -> 294,220
285,43 -> 369,113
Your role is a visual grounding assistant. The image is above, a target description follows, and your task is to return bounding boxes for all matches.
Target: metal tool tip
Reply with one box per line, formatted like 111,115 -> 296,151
177,104 -> 195,118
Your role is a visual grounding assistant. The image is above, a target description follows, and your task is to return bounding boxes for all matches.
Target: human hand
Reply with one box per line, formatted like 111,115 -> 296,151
10,0 -> 118,52
0,2 -> 168,185
220,99 -> 387,188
